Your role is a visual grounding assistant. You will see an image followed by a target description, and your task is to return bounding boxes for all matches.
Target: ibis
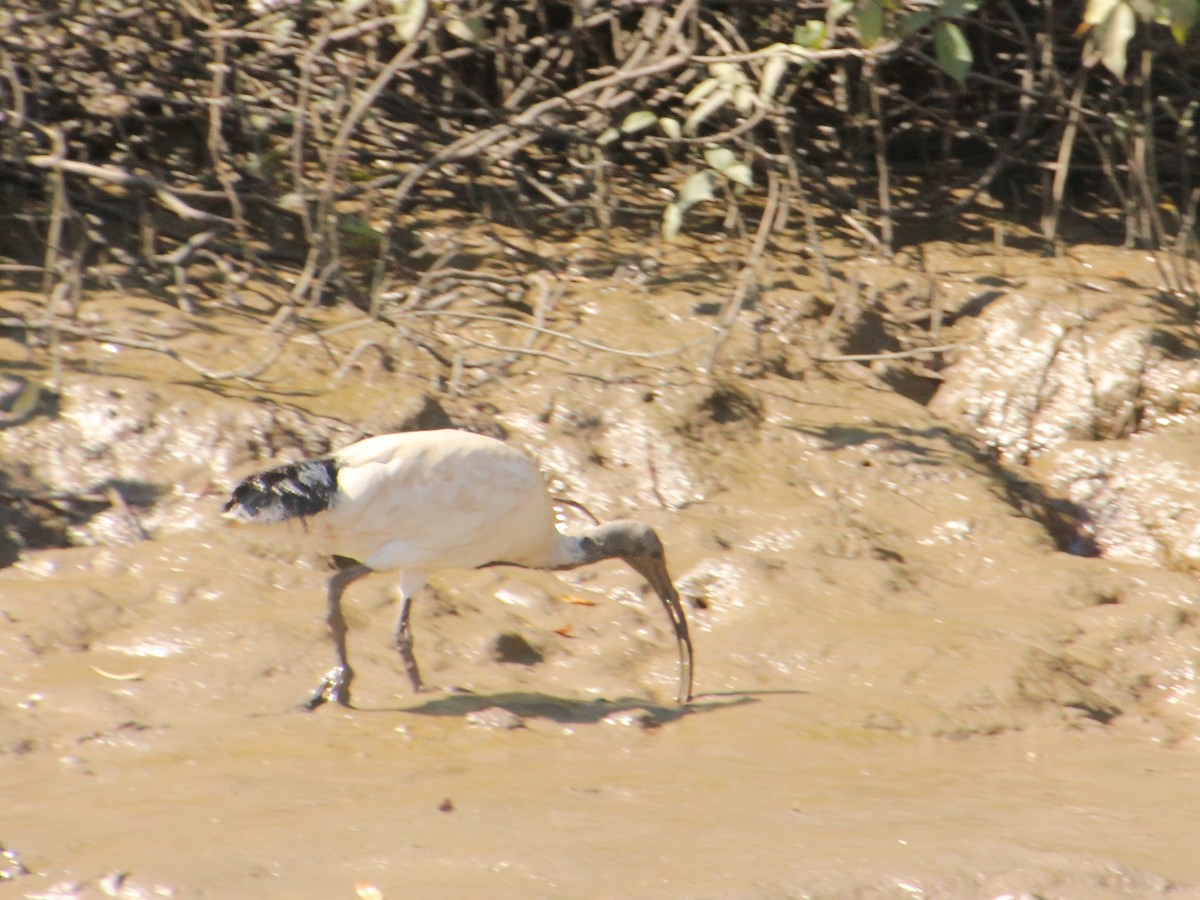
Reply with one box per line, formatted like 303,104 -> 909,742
223,429 -> 694,709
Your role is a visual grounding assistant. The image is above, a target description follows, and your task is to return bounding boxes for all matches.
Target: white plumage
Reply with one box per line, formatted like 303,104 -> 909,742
320,430 -> 565,570
224,429 -> 694,708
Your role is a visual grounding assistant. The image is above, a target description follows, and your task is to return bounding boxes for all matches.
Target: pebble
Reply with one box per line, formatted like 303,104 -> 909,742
464,707 -> 525,730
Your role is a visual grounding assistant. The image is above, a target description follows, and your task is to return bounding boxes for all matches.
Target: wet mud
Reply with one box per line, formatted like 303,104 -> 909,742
3,237 -> 1200,898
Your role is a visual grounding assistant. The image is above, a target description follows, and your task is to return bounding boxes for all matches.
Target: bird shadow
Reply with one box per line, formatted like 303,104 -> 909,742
356,690 -> 766,725
692,689 -> 811,700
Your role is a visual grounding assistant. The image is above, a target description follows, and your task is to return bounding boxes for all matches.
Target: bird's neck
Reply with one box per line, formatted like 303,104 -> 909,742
542,531 -> 607,571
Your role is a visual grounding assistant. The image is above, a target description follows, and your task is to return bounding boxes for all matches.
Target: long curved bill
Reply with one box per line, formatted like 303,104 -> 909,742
623,552 -> 695,705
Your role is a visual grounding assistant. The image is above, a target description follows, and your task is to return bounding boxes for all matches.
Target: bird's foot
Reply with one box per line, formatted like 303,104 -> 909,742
400,659 -> 425,695
303,665 -> 353,711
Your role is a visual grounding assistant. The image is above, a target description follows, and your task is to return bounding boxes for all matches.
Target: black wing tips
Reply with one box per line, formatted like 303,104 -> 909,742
224,457 -> 339,524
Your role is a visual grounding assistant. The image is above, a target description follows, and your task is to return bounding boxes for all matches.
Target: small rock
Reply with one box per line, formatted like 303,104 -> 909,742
58,754 -> 95,776
96,870 -> 175,898
98,871 -> 129,897
601,708 -> 663,730
25,880 -> 83,899
465,707 -> 525,730
0,842 -> 29,880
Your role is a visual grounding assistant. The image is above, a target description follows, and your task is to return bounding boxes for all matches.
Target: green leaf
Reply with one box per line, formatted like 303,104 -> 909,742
939,0 -> 981,16
896,10 -> 933,38
1084,0 -> 1121,25
827,0 -> 854,29
793,20 -> 826,47
684,88 -> 731,135
733,84 -> 756,115
1098,1 -> 1136,77
445,15 -> 487,44
933,21 -> 973,88
758,54 -> 788,102
702,147 -> 753,189
710,63 -> 746,87
391,0 -> 427,42
677,169 -> 719,211
338,214 -> 383,253
704,146 -> 738,172
268,17 -> 295,41
1170,0 -> 1198,40
619,110 -> 659,135
723,162 -> 754,188
277,192 -> 306,214
659,117 -> 682,141
662,202 -> 683,241
857,1 -> 884,47
684,77 -> 720,106
340,0 -> 372,18
596,127 -> 620,147
664,169 -> 724,241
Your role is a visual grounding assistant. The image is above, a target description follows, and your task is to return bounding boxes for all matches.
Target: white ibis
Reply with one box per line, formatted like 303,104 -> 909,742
223,429 -> 694,709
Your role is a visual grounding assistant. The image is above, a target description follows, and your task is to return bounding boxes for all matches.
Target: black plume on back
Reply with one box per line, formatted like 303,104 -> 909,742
224,458 -> 339,524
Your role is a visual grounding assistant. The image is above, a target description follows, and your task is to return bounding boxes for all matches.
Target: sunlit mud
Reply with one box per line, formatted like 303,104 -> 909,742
3,238 -> 1200,898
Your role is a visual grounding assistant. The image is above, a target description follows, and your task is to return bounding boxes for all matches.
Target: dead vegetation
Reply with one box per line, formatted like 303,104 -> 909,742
2,1 -> 1200,385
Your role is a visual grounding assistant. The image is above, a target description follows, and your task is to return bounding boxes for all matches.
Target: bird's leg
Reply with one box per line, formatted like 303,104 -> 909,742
304,562 -> 373,711
390,570 -> 430,693
393,592 -> 425,693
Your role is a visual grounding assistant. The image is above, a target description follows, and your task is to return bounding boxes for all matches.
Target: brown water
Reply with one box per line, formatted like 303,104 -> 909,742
3,234 -> 1200,898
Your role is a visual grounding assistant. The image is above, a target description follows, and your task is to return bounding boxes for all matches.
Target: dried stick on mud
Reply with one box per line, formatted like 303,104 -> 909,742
26,156 -> 233,225
6,0 -> 1200,388
705,171 -> 783,373
0,314 -> 288,382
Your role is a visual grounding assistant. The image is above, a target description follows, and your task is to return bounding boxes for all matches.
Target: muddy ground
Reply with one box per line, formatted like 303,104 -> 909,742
3,231 -> 1200,899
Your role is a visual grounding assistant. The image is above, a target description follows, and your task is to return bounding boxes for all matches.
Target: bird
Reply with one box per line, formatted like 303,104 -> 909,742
223,428 -> 694,710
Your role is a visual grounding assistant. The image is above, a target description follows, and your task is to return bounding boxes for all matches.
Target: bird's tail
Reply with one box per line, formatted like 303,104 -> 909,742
223,457 -> 339,524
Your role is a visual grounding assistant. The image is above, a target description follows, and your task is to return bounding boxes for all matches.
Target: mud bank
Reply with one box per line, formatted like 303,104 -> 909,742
3,238 -> 1200,898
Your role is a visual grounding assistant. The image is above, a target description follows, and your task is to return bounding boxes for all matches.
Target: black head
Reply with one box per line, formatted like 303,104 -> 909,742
587,520 -> 665,562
